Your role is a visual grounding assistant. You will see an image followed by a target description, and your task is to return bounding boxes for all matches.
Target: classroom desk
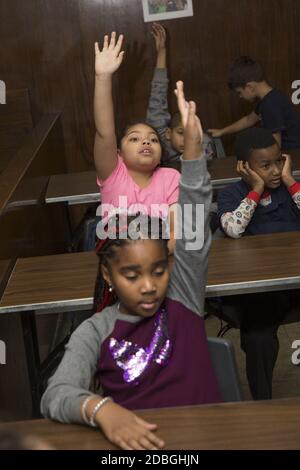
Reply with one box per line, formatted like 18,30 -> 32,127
44,152 -> 300,206
1,231 -> 300,315
1,398 -> 300,450
45,171 -> 99,205
1,231 -> 300,416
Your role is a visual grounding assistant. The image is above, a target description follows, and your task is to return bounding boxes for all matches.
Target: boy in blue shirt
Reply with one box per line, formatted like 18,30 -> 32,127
217,127 -> 300,400
209,56 -> 300,151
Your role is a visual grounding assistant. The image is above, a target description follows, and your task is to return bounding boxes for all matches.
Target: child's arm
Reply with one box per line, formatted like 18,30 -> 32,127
146,24 -> 178,162
218,161 -> 264,238
41,316 -> 164,450
166,82 -> 210,315
208,111 -> 259,138
282,153 -> 300,210
94,33 -> 124,181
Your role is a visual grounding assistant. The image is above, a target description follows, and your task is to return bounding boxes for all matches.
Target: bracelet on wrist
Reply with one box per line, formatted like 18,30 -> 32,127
89,397 -> 113,428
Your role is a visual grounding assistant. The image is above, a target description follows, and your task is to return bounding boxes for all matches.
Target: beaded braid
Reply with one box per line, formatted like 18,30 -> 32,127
93,213 -> 168,313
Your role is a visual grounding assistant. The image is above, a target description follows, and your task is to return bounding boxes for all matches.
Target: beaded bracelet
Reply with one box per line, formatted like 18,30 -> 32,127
89,396 -> 113,428
81,395 -> 96,425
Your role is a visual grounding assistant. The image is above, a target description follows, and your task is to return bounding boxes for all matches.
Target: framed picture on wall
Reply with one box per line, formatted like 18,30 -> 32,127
142,0 -> 193,22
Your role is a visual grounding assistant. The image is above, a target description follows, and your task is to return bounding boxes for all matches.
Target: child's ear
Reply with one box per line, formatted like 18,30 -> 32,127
246,82 -> 255,92
117,148 -> 124,161
101,265 -> 112,286
165,127 -> 172,141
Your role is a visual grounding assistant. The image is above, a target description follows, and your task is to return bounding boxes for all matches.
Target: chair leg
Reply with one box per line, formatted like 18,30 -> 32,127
21,311 -> 42,418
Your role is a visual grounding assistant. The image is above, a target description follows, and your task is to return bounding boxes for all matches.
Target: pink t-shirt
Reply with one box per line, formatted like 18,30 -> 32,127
98,157 -> 180,219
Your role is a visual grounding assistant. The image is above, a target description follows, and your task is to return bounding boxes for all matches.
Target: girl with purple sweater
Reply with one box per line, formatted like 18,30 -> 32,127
41,83 -> 220,451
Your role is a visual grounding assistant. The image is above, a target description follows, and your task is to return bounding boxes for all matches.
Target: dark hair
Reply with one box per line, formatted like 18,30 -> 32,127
117,121 -> 161,148
93,213 -> 169,312
228,56 -> 265,90
169,112 -> 182,129
235,128 -> 277,162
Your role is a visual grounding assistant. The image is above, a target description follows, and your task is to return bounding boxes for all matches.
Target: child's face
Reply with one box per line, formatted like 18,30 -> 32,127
235,83 -> 257,102
165,122 -> 184,154
248,143 -> 284,189
103,239 -> 169,318
120,124 -> 162,173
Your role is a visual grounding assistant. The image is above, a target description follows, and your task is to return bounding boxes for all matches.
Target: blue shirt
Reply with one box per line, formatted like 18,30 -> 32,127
218,179 -> 300,236
255,89 -> 300,150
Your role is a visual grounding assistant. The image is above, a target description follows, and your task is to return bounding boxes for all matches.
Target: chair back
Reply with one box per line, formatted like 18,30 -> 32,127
208,337 -> 242,402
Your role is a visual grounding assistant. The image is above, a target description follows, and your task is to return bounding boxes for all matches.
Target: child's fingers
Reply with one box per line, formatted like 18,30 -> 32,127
109,31 -> 116,48
143,432 -> 165,449
115,438 -> 134,451
115,34 -> 124,54
174,81 -> 185,105
94,42 -> 100,54
188,100 -> 196,116
102,35 -> 109,50
139,435 -> 164,450
128,439 -> 145,451
135,416 -> 158,430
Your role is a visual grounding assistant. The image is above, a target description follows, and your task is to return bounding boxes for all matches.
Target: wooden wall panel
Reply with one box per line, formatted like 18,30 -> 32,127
1,0 -> 300,170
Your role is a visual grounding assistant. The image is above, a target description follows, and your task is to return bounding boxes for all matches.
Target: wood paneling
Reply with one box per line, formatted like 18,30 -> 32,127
1,0 -> 300,170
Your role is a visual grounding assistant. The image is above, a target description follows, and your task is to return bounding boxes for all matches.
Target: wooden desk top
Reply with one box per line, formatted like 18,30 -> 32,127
1,399 -> 300,449
207,230 -> 300,297
45,171 -> 99,205
0,251 -> 98,313
1,231 -> 300,313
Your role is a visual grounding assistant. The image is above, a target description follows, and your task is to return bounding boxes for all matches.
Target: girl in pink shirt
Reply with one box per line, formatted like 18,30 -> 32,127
94,33 -> 180,251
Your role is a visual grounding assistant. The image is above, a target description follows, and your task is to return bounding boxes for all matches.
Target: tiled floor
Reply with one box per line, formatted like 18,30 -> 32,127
205,315 -> 300,400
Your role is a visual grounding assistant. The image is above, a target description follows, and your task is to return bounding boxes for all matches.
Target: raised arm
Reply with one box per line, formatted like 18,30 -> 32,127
146,24 -> 171,139
94,32 -> 124,181
167,82 -> 211,315
208,111 -> 259,138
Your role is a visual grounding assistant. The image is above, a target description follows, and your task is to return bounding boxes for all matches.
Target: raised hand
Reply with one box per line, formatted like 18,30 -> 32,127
281,153 -> 295,187
95,32 -> 124,77
175,81 -> 203,141
151,23 -> 166,53
175,81 -> 203,159
96,401 -> 165,451
237,161 -> 264,194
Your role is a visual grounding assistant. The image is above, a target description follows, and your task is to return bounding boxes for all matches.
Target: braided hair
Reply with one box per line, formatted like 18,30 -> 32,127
93,213 -> 169,313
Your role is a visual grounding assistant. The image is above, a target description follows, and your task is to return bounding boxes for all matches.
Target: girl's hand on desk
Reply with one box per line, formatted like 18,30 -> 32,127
95,32 -> 124,77
96,401 -> 165,450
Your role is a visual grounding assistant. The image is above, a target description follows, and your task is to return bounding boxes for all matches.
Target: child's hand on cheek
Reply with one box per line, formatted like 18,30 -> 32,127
96,401 -> 165,450
281,154 -> 296,187
237,161 -> 265,194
